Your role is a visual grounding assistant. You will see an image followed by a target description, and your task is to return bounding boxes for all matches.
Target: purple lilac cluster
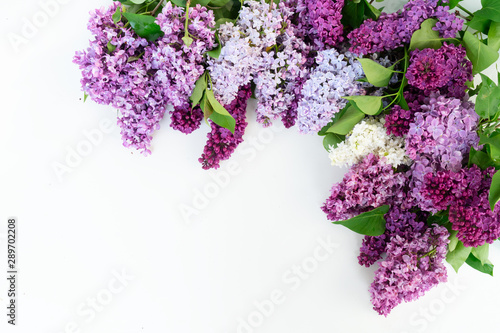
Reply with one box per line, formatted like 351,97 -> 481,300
406,43 -> 472,98
151,3 -> 215,133
74,2 -> 215,154
303,0 -> 344,50
359,208 -> 425,267
348,0 -> 463,55
405,94 -> 480,172
421,165 -> 500,247
322,154 -> 406,222
199,85 -> 252,169
370,224 -> 449,316
73,3 -> 164,154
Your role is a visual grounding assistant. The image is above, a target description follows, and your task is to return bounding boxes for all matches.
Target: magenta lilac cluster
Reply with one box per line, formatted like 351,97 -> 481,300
199,85 -> 252,169
348,0 -> 463,55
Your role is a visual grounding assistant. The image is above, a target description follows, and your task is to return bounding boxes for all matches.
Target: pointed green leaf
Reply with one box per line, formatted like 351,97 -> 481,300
357,58 -> 395,87
206,90 -> 236,133
190,73 -> 207,108
122,12 -> 164,42
488,22 -> 500,51
446,240 -> 472,272
341,1 -> 365,28
469,147 -> 495,169
112,6 -> 122,25
490,170 -> 500,211
472,243 -> 490,265
467,14 -> 492,34
363,0 -> 381,19
479,131 -> 500,161
410,19 -> 443,51
462,30 -> 499,74
475,0 -> 500,23
332,205 -> 390,237
207,32 -> 221,59
466,253 -> 494,276
475,73 -> 500,119
326,105 -> 365,135
446,0 -> 462,9
323,133 -> 345,151
343,95 -> 383,115
83,92 -> 89,103
448,229 -> 459,252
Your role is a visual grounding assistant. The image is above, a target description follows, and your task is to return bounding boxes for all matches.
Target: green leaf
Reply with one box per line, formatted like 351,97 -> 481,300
112,6 -> 122,25
192,0 -> 211,5
427,212 -> 450,227
212,0 -> 241,21
363,0 -> 381,19
448,230 -> 459,252
469,147 -> 495,169
208,0 -> 231,6
332,205 -> 390,237
479,132 -> 500,161
475,0 -> 500,23
207,32 -> 221,58
410,19 -> 443,51
341,1 -> 365,28
326,105 -> 365,135
472,243 -> 490,265
462,30 -> 499,75
190,73 -> 207,108
446,240 -> 472,272
489,170 -> 500,211
466,253 -> 494,276
446,0 -> 462,9
182,35 -> 194,46
168,0 -> 187,7
475,73 -> 500,119
357,58 -> 395,87
122,12 -> 164,42
488,22 -> 500,51
107,40 -> 116,53
200,93 -> 213,120
323,133 -> 345,151
343,95 -> 383,115
467,14 -> 492,34
468,82 -> 483,97
83,92 -> 89,103
206,90 -> 236,133
214,18 -> 235,29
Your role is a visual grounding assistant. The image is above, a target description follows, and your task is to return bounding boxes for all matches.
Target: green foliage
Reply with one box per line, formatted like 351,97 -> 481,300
471,243 -> 490,265
190,73 -> 208,108
489,170 -> 500,211
206,90 -> 236,133
468,147 -> 495,170
122,12 -> 164,41
332,205 -> 390,237
475,0 -> 500,23
462,31 -> 499,74
323,133 -> 345,151
357,58 -> 395,87
326,105 -> 365,135
410,19 -> 442,51
475,74 -> 500,120
466,253 -> 494,276
207,32 -> 222,59
446,240 -> 472,272
488,22 -> 500,51
343,95 -> 383,115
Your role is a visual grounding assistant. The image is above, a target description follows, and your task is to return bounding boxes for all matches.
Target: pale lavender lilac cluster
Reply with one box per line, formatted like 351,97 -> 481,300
297,48 -> 365,133
348,0 -> 463,55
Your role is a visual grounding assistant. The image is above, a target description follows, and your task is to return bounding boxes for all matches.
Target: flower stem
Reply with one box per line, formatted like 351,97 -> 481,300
457,4 -> 474,17
151,0 -> 164,16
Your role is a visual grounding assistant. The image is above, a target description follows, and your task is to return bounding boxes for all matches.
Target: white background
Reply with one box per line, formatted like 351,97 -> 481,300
1,0 -> 499,332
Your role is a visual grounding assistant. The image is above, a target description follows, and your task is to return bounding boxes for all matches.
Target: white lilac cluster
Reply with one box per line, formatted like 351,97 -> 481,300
296,48 -> 365,134
208,0 -> 283,106
328,117 -> 410,167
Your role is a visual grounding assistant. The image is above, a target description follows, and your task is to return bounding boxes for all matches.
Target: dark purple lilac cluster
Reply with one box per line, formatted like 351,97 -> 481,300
348,0 -> 463,55
406,43 -> 472,98
421,166 -> 500,247
322,154 -> 407,222
199,85 -> 252,169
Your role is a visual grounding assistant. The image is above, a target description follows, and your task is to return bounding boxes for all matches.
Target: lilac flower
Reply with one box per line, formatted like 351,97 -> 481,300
297,48 -> 366,134
370,224 -> 449,316
170,103 -> 204,134
303,0 -> 345,50
322,154 -> 407,222
348,0 -> 463,55
406,43 -> 472,98
199,85 -> 252,169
